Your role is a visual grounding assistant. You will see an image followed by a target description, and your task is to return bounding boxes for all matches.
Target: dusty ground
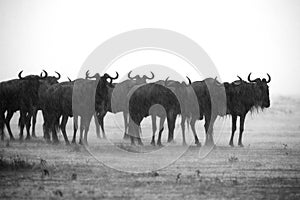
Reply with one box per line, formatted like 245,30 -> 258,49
1,96 -> 300,199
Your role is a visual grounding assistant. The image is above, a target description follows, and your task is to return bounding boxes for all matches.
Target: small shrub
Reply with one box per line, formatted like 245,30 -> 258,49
228,155 -> 239,163
0,155 -> 34,170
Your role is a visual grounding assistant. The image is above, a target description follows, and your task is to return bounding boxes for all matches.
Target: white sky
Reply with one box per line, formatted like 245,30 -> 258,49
0,0 -> 299,95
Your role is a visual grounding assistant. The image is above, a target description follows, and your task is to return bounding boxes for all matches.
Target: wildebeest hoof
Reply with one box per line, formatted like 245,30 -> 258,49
238,143 -> 244,147
168,139 -> 176,144
65,141 -> 70,145
138,141 -> 144,146
45,139 -> 51,144
157,142 -> 164,147
10,137 -> 15,141
123,133 -> 130,140
52,140 -> 59,145
229,142 -> 234,147
182,142 -> 187,146
196,142 -> 201,147
150,141 -> 156,146
25,136 -> 31,140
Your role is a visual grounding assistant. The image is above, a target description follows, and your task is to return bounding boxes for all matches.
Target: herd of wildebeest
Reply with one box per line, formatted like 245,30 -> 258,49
0,69 -> 271,147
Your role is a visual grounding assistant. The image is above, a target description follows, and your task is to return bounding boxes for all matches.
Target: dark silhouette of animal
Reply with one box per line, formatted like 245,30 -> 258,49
43,72 -> 118,144
42,80 -> 75,144
128,83 -> 180,145
31,70 -> 61,137
226,73 -> 271,147
188,77 -> 227,146
0,71 -> 47,140
149,77 -> 198,146
189,73 -> 271,147
91,70 -> 155,140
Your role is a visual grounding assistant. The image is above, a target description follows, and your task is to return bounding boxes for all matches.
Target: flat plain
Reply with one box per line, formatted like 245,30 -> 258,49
1,96 -> 300,199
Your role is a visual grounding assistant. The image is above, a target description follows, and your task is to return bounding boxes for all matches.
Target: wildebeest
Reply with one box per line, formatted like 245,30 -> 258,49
149,78 -> 199,146
226,73 -> 271,147
41,79 -> 75,144
188,77 -> 227,146
43,71 -> 119,144
0,71 -> 47,140
128,83 -> 181,145
189,73 -> 271,147
31,70 -> 61,137
94,70 -> 155,139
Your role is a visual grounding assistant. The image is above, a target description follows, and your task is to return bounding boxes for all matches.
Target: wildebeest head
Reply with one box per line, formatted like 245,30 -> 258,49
18,70 -> 49,104
127,70 -> 154,85
248,73 -> 271,108
18,70 -> 48,80
86,70 -> 100,80
39,70 -> 61,85
86,70 -> 118,87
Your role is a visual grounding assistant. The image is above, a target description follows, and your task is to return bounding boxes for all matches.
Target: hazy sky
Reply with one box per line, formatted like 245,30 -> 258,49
0,0 -> 299,95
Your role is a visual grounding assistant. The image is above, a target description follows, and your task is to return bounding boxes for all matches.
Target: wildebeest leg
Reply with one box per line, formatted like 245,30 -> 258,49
94,113 -> 101,139
157,116 -> 165,146
181,115 -> 187,146
190,117 -> 200,146
60,115 -> 70,145
128,117 -> 141,145
31,107 -> 38,138
19,111 -> 26,140
204,114 -> 216,146
123,112 -> 129,139
97,113 -> 106,139
25,112 -> 32,140
83,115 -> 93,145
0,111 -> 5,140
151,115 -> 157,146
43,122 -> 51,143
229,115 -> 237,147
4,110 -> 15,140
136,126 -> 143,146
238,114 -> 246,147
128,118 -> 135,145
79,117 -> 84,145
167,112 -> 176,143
51,116 -> 59,144
42,111 -> 50,141
72,115 -> 78,144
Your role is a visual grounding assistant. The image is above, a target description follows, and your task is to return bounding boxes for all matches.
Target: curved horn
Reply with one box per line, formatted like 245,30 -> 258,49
85,70 -> 90,79
55,71 -> 61,80
247,72 -> 256,82
110,72 -> 119,80
40,70 -> 48,78
67,77 -> 72,82
86,71 -> 100,80
186,76 -> 192,85
266,73 -> 271,83
128,70 -> 134,79
43,70 -> 48,78
214,77 -> 222,86
145,71 -> 155,80
18,70 -> 24,79
237,75 -> 243,81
